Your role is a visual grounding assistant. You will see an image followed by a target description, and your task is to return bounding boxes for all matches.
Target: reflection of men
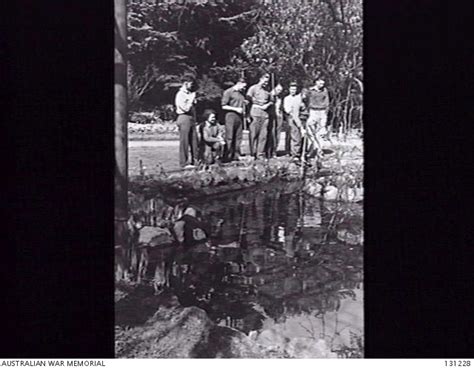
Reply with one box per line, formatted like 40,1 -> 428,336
268,84 -> 284,158
221,77 -> 247,161
246,73 -> 273,159
173,207 -> 209,249
175,76 -> 198,168
305,78 -> 330,157
283,82 -> 305,160
283,193 -> 302,258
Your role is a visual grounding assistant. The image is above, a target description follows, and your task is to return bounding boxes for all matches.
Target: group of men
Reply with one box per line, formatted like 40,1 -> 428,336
174,72 -> 330,168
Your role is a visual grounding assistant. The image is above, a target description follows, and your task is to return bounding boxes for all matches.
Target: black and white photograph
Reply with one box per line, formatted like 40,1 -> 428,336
114,0 -> 363,359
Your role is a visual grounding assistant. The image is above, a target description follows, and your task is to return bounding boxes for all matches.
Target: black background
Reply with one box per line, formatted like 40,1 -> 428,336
4,0 -> 473,358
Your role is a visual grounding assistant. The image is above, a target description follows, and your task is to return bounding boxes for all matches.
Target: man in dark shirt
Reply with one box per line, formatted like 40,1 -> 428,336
268,83 -> 284,158
222,77 -> 247,161
198,109 -> 225,164
305,78 -> 330,158
246,73 -> 273,159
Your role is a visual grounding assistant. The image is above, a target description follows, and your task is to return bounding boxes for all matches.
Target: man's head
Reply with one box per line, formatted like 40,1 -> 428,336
203,109 -> 217,124
274,84 -> 283,96
234,77 -> 247,91
184,207 -> 197,218
259,73 -> 270,87
289,82 -> 298,96
314,78 -> 325,90
182,75 -> 196,91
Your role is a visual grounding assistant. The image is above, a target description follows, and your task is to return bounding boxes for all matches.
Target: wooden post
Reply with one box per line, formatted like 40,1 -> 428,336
115,0 -> 128,251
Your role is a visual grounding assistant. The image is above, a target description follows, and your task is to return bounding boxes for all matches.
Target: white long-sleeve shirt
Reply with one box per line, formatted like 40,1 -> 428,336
175,86 -> 196,115
283,93 -> 304,120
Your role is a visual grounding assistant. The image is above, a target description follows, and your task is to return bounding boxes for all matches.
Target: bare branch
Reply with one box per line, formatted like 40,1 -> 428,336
219,9 -> 258,23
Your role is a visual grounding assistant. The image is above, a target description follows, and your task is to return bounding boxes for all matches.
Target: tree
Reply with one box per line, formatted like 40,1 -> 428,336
115,0 -> 129,262
233,0 -> 363,133
127,0 -> 261,111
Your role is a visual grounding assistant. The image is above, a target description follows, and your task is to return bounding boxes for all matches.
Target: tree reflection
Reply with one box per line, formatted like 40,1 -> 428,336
127,184 -> 360,335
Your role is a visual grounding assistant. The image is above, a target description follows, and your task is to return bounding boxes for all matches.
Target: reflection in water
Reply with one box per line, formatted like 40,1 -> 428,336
140,181 -> 363,353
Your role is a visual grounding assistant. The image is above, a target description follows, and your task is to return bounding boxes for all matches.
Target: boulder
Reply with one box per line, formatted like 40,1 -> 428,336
139,226 -> 174,247
322,185 -> 338,201
256,328 -> 289,352
285,337 -> 337,358
200,326 -> 264,358
337,229 -> 363,245
304,181 -> 322,197
115,286 -> 266,358
116,303 -> 214,358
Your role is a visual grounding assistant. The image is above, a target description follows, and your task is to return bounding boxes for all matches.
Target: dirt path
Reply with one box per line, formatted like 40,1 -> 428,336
128,132 -> 362,176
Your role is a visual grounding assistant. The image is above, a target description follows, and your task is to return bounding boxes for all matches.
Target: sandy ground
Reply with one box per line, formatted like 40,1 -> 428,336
129,131 -> 251,175
128,131 -> 362,176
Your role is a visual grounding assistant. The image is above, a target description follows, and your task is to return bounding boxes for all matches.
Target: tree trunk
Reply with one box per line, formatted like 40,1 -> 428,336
115,0 -> 128,251
343,84 -> 351,140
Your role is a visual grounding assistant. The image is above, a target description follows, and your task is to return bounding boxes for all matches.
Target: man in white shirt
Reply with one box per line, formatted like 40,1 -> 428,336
283,82 -> 305,160
175,76 -> 198,168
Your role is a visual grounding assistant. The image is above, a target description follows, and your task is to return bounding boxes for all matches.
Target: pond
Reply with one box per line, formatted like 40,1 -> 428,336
137,180 -> 363,356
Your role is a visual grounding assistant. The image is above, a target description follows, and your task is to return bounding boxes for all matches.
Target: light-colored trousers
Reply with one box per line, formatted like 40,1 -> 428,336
306,109 -> 328,152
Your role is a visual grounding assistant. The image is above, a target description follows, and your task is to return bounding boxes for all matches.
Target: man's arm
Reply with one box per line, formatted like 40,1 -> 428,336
202,127 -> 221,143
322,89 -> 329,110
173,220 -> 185,244
283,96 -> 292,115
245,86 -> 255,105
175,91 -> 195,113
292,97 -> 305,129
221,89 -> 243,114
249,87 -> 272,110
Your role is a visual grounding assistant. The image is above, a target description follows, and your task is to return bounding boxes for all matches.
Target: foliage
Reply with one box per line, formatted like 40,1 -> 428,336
234,0 -> 363,132
127,0 -> 363,133
333,331 -> 364,358
127,0 -> 260,111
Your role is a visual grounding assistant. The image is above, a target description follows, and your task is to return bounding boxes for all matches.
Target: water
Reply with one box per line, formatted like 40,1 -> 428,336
139,181 -> 363,355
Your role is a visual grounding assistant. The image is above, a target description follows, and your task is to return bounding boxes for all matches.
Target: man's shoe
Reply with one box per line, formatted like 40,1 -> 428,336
184,164 -> 196,169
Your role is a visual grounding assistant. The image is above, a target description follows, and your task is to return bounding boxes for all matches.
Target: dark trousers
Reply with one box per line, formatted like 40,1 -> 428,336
202,142 -> 224,164
177,114 -> 198,167
267,114 -> 284,157
288,116 -> 302,157
224,112 -> 243,161
249,115 -> 269,158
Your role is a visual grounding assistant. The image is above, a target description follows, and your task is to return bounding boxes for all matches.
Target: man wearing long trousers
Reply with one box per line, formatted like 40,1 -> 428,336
175,76 -> 198,168
246,73 -> 273,159
305,78 -> 330,158
283,82 -> 305,161
221,77 -> 247,161
268,83 -> 284,158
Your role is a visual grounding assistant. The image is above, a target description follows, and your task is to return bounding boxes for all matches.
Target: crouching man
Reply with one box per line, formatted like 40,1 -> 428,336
199,109 -> 225,164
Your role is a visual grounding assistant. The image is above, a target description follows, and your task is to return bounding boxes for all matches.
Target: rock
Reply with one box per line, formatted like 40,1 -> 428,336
337,229 -> 363,245
139,226 -> 174,247
117,303 -> 214,358
256,328 -> 289,351
304,181 -> 322,197
323,185 -> 338,201
354,186 -> 364,202
285,338 -> 337,358
115,286 -> 266,358
201,326 -> 264,358
218,241 -> 239,248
